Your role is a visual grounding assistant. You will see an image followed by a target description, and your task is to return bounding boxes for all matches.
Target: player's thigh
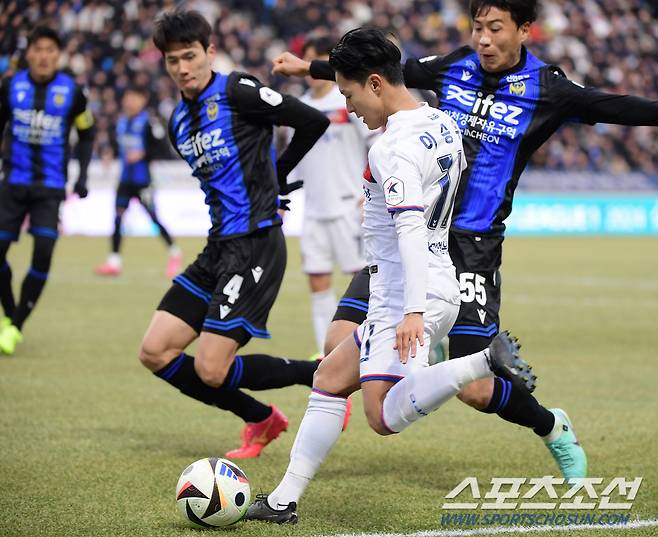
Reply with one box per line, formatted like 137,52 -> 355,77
204,226 -> 286,347
157,246 -> 217,334
448,270 -> 501,358
328,266 -> 369,354
313,331 -> 361,396
324,319 -> 359,356
115,183 -> 136,212
328,213 -> 365,274
0,184 -> 29,242
195,331 -> 240,388
140,310 -> 198,371
301,217 -> 333,275
28,193 -> 61,241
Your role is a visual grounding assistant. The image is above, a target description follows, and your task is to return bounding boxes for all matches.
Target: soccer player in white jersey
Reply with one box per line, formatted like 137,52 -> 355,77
246,27 -> 536,524
291,36 -> 372,354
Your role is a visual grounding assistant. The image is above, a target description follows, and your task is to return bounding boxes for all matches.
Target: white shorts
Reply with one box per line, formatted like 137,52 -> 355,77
356,286 -> 459,383
301,213 -> 365,274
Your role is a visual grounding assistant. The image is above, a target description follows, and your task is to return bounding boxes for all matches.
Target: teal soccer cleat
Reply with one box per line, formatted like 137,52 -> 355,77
544,408 -> 588,480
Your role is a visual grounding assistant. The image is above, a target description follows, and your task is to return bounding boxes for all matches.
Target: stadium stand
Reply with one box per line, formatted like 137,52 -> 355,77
0,0 -> 656,175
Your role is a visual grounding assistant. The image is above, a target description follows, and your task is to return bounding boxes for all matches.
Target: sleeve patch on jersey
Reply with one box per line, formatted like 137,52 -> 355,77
419,55 -> 437,63
239,77 -> 257,87
383,176 -> 405,206
259,87 -> 283,106
74,109 -> 94,130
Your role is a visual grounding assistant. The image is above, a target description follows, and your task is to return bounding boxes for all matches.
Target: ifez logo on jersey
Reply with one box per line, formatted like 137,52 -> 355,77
445,85 -> 523,125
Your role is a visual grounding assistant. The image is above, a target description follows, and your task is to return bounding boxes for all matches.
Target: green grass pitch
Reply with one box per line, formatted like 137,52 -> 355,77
0,235 -> 656,537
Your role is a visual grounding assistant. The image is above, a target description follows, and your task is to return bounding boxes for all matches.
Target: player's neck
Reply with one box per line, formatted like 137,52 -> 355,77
384,87 -> 421,121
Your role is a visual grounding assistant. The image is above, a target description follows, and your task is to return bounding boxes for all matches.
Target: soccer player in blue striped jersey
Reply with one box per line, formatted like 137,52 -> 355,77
95,87 -> 182,278
0,26 -> 94,355
138,9 -> 330,459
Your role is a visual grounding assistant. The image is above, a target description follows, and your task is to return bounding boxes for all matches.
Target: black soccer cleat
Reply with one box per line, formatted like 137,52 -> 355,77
486,331 -> 537,393
244,494 -> 298,525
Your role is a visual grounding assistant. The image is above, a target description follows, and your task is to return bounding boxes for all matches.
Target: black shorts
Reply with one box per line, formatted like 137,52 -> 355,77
447,230 -> 504,354
157,225 -> 286,347
116,182 -> 151,210
333,265 -> 369,325
0,183 -> 62,241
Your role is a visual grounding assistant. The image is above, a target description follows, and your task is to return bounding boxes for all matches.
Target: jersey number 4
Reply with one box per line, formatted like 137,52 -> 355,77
428,151 -> 461,230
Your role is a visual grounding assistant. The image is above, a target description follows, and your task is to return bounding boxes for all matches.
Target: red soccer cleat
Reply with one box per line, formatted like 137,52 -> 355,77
95,262 -> 121,276
225,405 -> 289,459
166,253 -> 183,279
342,396 -> 352,431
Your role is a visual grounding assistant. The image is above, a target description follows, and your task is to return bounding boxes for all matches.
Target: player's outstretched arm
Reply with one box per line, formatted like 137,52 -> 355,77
549,70 -> 658,126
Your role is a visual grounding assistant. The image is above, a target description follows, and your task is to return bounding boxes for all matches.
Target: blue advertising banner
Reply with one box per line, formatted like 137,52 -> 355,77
506,195 -> 658,235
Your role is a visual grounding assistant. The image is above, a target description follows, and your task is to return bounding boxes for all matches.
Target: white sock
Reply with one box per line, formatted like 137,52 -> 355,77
168,244 -> 181,257
542,412 -> 562,443
268,390 -> 346,509
107,253 -> 121,268
382,350 -> 493,433
310,289 -> 336,354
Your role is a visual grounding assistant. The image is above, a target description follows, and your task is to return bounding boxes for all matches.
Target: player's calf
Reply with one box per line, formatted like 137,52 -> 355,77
457,377 -> 495,410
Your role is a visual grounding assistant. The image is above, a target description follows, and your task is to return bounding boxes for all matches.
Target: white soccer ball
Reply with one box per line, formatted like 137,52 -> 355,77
175,457 -> 251,527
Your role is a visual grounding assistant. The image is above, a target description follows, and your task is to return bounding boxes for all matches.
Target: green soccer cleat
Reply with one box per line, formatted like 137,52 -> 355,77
544,408 -> 587,480
0,324 -> 23,355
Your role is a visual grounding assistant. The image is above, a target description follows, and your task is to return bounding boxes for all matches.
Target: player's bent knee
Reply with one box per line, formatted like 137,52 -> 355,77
194,352 -> 233,388
457,379 -> 492,410
138,339 -> 178,372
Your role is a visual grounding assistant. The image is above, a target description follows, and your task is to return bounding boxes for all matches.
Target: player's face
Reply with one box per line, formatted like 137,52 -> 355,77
164,41 -> 216,99
471,7 -> 529,73
303,47 -> 333,92
122,91 -> 147,117
26,37 -> 60,82
336,72 -> 384,130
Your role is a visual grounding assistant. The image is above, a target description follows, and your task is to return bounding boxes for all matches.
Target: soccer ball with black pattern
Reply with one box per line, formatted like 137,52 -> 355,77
175,457 -> 250,527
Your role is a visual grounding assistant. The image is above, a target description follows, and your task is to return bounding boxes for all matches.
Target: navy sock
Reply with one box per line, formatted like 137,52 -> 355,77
155,353 -> 271,423
12,268 -> 48,330
224,354 -> 318,390
0,261 -> 15,318
483,377 -> 555,436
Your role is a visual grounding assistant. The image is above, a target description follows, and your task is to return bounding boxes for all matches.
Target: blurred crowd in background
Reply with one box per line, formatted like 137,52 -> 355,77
1,0 -> 657,174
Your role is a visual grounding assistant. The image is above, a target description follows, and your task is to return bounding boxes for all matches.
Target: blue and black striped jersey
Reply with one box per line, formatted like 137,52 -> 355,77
169,71 -> 329,241
0,69 -> 93,192
117,110 -> 154,186
402,46 -> 658,234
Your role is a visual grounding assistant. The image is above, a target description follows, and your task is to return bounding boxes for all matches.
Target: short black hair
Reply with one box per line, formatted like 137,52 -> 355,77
27,26 -> 62,49
329,27 -> 403,85
152,9 -> 212,54
302,35 -> 336,58
470,0 -> 538,27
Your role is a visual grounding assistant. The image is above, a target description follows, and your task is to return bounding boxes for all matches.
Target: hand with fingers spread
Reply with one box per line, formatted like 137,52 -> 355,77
394,312 -> 425,364
272,52 -> 311,77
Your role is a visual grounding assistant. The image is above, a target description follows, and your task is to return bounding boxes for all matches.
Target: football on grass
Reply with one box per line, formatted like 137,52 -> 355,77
175,457 -> 250,527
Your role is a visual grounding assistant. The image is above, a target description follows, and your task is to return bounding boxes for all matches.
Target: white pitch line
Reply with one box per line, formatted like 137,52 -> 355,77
319,519 -> 658,537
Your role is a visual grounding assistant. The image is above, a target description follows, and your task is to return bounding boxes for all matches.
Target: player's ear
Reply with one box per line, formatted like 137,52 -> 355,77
518,21 -> 530,44
367,74 -> 383,94
206,43 -> 217,61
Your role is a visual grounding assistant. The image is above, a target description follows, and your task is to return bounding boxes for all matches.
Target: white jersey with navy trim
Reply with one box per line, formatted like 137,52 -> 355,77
290,85 -> 373,220
363,103 -> 465,307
